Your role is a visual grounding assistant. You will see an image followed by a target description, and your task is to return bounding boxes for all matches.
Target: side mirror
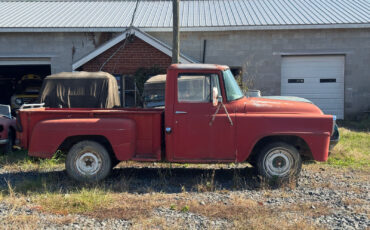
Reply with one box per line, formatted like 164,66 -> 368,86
212,87 -> 219,107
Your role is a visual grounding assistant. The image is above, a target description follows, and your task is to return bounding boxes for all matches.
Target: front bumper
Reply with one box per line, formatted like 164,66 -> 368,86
329,124 -> 340,150
0,138 -> 9,145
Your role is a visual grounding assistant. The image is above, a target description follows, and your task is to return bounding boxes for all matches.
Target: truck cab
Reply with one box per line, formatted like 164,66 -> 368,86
165,64 -> 239,162
17,64 -> 337,184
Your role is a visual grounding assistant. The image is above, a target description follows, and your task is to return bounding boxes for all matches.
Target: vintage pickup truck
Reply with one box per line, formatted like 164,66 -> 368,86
17,64 -> 337,184
0,104 -> 16,154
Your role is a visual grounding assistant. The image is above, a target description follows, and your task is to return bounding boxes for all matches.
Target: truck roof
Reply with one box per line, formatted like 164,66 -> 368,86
45,71 -> 113,79
169,64 -> 229,71
145,74 -> 166,83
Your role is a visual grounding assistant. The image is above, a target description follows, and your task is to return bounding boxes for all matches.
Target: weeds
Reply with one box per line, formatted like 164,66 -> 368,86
34,188 -> 113,215
180,205 -> 189,212
326,127 -> 369,170
0,150 -> 64,172
196,169 -> 216,192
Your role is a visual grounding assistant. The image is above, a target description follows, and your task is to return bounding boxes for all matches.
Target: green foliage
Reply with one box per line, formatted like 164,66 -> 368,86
196,170 -> 216,192
0,149 -> 64,171
326,127 -> 369,170
35,188 -> 113,214
235,74 -> 248,93
38,150 -> 65,168
181,205 -> 189,212
133,66 -> 166,106
327,157 -> 368,168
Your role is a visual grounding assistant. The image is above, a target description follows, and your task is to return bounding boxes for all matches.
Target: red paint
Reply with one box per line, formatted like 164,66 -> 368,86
18,108 -> 163,160
0,116 -> 16,142
18,64 -> 333,163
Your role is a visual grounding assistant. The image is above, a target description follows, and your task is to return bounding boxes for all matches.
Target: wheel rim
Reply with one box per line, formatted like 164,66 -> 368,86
264,148 -> 292,177
76,152 -> 102,176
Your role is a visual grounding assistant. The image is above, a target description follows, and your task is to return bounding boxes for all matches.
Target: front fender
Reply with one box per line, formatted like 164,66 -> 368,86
236,114 -> 333,162
29,118 -> 136,160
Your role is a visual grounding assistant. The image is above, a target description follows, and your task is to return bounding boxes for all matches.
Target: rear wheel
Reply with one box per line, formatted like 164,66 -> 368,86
66,141 -> 112,183
257,142 -> 302,185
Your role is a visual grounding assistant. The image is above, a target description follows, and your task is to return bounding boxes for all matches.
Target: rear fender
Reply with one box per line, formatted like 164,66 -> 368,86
28,118 -> 136,160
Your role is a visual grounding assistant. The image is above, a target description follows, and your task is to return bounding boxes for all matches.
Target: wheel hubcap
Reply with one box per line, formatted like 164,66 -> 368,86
76,152 -> 102,176
264,149 -> 292,176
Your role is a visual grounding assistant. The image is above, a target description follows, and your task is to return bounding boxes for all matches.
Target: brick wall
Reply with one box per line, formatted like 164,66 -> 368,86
81,36 -> 172,75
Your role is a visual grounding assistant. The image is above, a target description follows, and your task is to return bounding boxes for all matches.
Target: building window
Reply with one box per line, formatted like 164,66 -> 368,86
230,67 -> 243,78
288,79 -> 304,83
320,78 -> 336,83
113,74 -> 123,105
124,76 -> 137,107
114,74 -> 138,107
230,66 -> 243,87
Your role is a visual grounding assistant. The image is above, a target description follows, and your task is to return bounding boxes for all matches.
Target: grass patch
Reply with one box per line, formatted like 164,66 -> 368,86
327,127 -> 369,170
1,214 -> 40,230
33,188 -> 113,215
0,150 -> 64,171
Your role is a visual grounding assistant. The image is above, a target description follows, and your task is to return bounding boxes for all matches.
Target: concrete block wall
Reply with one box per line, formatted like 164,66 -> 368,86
149,29 -> 370,118
81,37 -> 171,74
0,32 -> 114,73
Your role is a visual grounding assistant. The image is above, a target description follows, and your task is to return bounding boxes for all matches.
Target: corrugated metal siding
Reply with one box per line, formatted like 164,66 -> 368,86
0,0 -> 369,31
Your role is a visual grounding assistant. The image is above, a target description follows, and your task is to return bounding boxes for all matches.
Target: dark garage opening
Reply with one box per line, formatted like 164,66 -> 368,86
0,65 -> 51,106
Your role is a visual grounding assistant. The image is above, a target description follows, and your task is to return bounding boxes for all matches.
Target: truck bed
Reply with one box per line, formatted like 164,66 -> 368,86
17,107 -> 164,160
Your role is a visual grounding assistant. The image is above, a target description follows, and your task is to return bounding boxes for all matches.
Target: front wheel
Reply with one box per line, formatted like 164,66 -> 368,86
66,141 -> 112,183
257,142 -> 302,185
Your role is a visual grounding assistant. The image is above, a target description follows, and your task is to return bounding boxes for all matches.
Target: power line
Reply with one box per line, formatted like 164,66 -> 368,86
99,0 -> 140,71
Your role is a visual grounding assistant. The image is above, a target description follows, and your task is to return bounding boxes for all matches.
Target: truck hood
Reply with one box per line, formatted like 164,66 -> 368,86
242,97 -> 323,115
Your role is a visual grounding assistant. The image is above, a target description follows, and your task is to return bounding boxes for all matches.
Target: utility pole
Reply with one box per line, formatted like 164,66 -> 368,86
172,0 -> 180,63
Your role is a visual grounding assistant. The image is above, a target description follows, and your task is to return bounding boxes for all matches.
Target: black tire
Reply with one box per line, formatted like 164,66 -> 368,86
248,154 -> 257,167
257,142 -> 302,185
2,130 -> 14,154
111,157 -> 120,169
66,141 -> 112,183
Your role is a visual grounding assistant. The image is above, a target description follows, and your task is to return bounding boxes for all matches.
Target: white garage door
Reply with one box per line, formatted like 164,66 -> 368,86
281,56 -> 344,119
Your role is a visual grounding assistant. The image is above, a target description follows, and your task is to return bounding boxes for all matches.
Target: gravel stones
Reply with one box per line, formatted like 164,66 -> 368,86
0,164 -> 368,229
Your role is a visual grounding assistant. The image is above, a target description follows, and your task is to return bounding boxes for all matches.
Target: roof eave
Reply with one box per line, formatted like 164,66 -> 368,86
1,24 -> 370,33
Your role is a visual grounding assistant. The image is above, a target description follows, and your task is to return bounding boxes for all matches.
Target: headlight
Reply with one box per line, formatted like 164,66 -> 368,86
15,98 -> 23,105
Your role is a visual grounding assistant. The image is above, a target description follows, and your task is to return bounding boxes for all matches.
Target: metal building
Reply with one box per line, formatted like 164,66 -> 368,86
0,0 -> 369,118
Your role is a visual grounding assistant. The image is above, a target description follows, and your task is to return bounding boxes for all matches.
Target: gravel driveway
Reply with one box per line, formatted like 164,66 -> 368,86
0,163 -> 369,229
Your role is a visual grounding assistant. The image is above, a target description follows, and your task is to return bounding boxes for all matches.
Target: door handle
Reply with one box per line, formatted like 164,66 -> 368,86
175,111 -> 187,114
165,127 -> 172,134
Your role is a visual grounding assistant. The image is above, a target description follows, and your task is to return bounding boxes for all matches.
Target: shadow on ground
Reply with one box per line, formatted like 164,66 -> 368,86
0,166 -> 262,194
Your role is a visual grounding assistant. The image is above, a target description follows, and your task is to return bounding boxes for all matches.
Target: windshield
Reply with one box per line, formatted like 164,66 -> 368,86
222,69 -> 244,101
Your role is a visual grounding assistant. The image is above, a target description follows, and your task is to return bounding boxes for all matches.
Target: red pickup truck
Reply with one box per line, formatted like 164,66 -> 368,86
17,64 -> 336,184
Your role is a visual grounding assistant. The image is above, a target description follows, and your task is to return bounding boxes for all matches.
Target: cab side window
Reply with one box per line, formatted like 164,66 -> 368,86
177,74 -> 220,103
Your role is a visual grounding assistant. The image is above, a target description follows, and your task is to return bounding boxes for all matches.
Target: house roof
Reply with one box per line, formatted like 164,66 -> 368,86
0,0 -> 369,32
72,28 -> 197,70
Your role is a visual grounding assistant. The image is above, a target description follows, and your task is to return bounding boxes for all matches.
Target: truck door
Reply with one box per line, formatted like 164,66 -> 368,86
171,73 -> 236,161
